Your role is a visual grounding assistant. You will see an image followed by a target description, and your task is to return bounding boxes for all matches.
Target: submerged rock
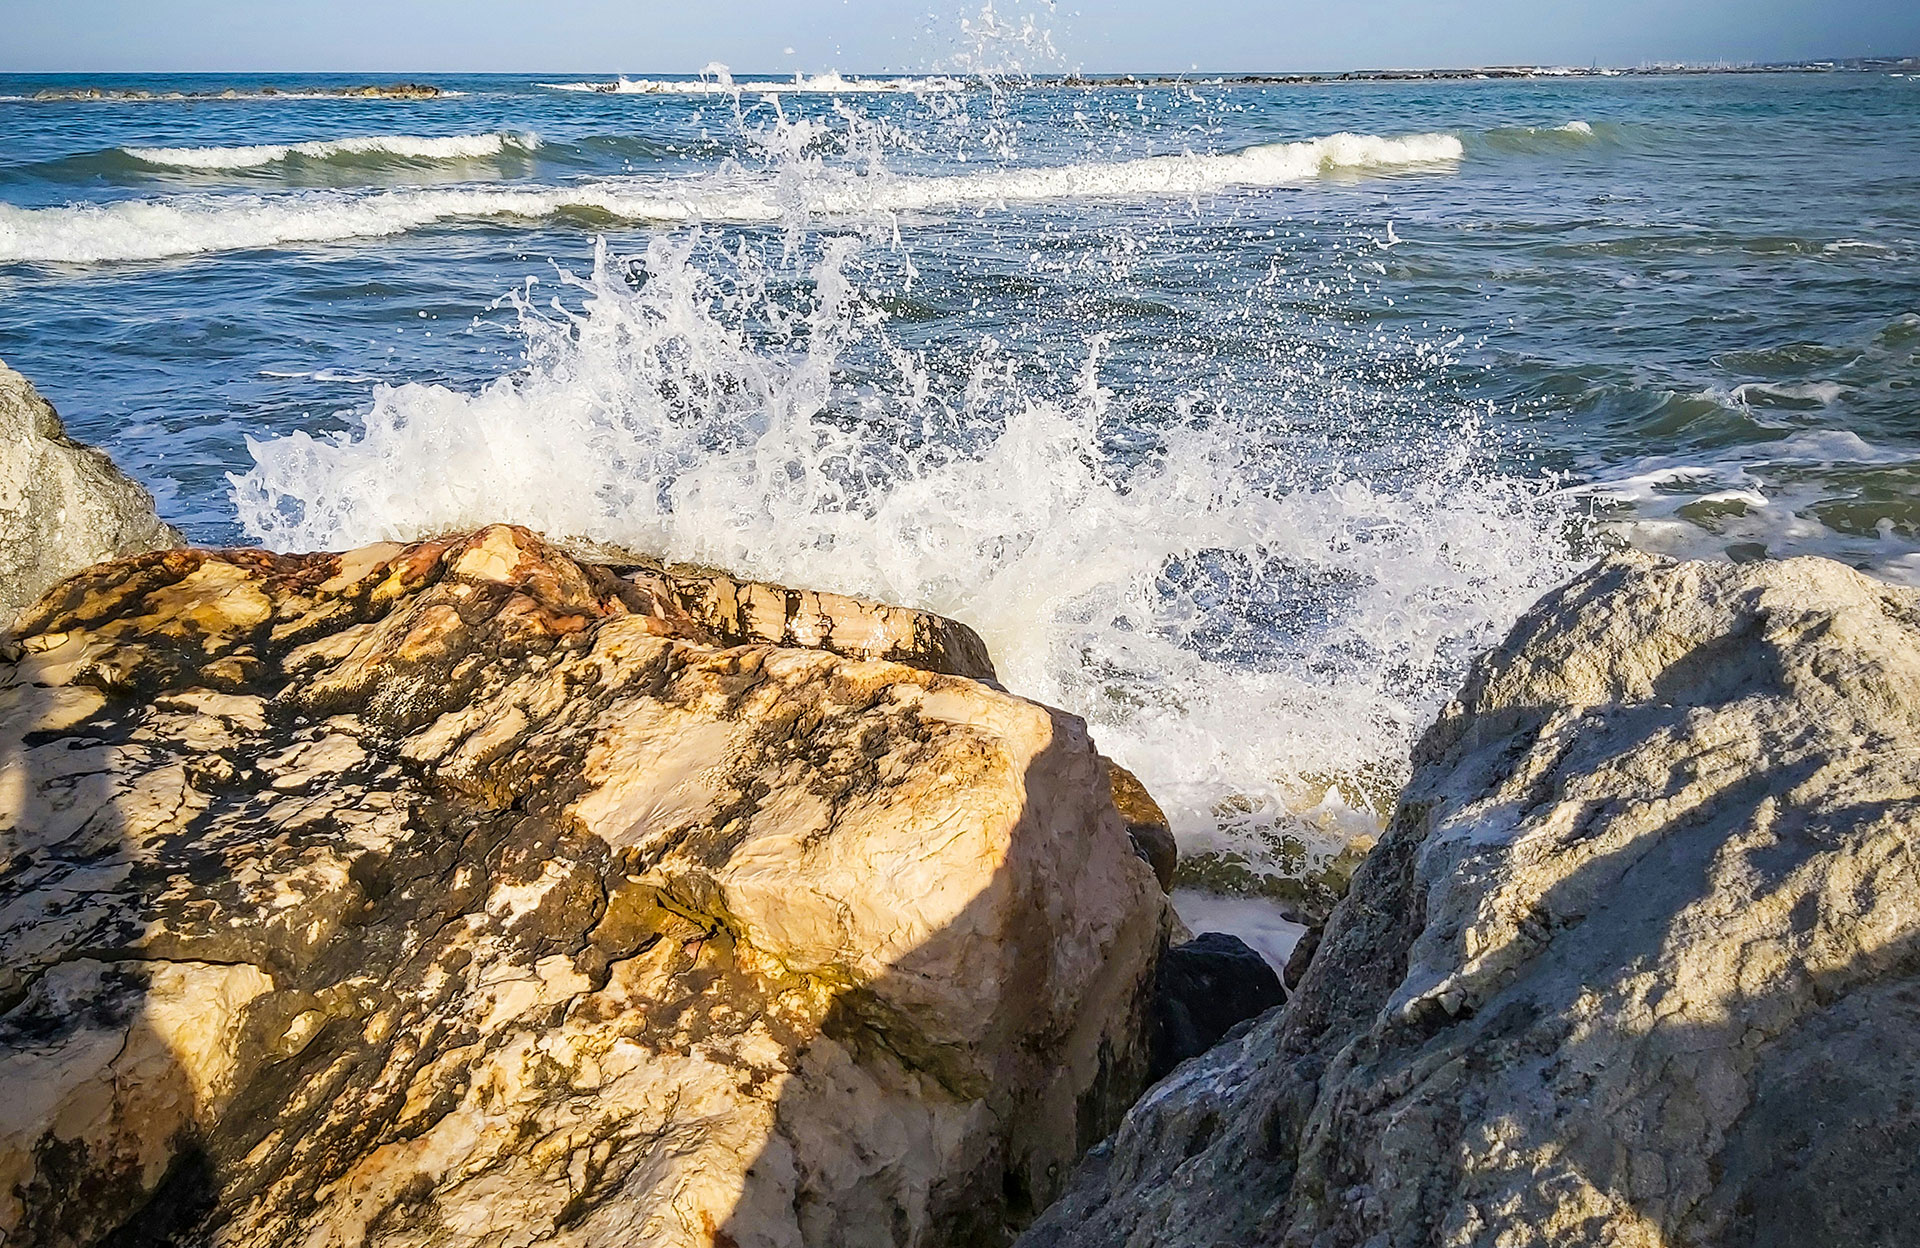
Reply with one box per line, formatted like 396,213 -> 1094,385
0,524 -> 1167,1247
0,361 -> 181,632
1148,932 -> 1285,1082
1022,552 -> 1920,1248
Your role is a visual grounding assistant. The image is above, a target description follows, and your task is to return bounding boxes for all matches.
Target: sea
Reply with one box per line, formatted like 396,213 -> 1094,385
2,53 -> 1916,923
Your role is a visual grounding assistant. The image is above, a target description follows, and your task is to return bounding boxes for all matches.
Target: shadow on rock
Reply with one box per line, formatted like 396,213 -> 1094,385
1022,552 -> 1920,1248
0,525 -> 1170,1248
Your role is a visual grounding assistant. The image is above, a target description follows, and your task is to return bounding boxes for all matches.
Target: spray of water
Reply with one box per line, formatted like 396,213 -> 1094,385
231,222 -> 1577,881
230,27 -> 1580,886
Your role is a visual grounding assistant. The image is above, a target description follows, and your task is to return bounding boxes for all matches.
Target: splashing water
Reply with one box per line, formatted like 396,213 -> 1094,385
231,217 -> 1578,876
227,18 -> 1581,881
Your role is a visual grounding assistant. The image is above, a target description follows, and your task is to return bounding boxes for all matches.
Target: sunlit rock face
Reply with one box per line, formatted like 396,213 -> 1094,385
1023,552 -> 1920,1248
0,360 -> 182,633
0,524 -> 1167,1248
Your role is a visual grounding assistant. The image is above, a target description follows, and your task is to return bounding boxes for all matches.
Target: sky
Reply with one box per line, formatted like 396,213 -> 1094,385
2,0 -> 1916,74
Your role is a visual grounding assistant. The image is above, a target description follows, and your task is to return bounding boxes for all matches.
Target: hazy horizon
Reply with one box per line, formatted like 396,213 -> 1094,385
5,0 -> 1917,76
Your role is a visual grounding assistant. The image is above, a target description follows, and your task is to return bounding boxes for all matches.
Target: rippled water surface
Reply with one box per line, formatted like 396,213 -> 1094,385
2,67 -> 1915,881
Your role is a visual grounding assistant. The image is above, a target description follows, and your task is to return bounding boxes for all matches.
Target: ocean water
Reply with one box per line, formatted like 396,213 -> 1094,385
2,62 -> 1916,894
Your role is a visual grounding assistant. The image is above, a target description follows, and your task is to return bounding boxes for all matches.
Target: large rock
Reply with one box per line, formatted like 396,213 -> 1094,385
0,524 -> 1167,1247
1021,552 -> 1920,1248
0,361 -> 182,633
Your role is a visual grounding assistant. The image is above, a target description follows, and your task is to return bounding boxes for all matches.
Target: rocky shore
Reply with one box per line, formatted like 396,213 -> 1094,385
4,364 -> 1917,1245
0,518 -> 1184,1246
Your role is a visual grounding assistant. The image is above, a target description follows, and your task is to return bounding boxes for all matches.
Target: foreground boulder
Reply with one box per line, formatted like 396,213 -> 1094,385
0,524 -> 1166,1246
1023,552 -> 1920,1248
0,361 -> 181,632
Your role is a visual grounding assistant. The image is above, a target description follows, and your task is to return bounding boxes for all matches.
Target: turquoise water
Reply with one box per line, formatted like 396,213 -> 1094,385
2,67 -> 1916,872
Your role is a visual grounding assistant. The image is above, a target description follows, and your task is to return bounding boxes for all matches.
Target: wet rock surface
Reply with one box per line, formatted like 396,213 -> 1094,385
1147,932 -> 1285,1082
0,524 -> 1167,1247
1021,552 -> 1920,1248
0,361 -> 181,632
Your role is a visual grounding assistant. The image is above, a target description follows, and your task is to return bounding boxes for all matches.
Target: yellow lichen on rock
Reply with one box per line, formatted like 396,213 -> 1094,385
0,524 -> 1167,1247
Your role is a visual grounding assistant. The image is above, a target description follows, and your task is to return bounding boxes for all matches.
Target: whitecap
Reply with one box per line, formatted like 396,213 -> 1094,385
538,71 -> 966,95
124,132 -> 538,170
0,130 -> 1465,265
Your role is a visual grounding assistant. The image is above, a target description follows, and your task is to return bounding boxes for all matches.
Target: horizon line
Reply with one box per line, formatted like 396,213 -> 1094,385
3,54 -> 1916,77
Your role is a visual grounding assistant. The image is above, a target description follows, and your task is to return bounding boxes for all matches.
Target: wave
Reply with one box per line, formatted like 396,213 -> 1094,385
538,70 -> 965,95
0,130 -> 1464,264
1478,119 -> 1603,154
231,236 -> 1577,876
1575,427 -> 1920,585
261,367 -> 378,382
122,132 -> 539,170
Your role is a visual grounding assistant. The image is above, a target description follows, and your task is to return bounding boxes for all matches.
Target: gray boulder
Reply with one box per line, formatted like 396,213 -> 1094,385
1022,552 -> 1920,1248
0,360 -> 181,632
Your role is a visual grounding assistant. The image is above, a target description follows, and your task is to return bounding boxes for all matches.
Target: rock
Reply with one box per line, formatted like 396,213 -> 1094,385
0,361 -> 182,633
590,547 -> 999,682
1280,923 -> 1320,991
24,84 -> 443,102
0,524 -> 1167,1247
342,83 -> 444,99
1102,757 -> 1176,892
1020,552 -> 1920,1248
1148,932 -> 1286,1081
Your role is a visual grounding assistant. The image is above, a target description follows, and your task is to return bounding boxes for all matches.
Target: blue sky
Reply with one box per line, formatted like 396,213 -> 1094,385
3,0 -> 1915,73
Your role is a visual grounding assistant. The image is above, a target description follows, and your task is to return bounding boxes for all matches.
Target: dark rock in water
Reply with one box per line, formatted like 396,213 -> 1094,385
1150,932 -> 1286,1080
1020,552 -> 1920,1248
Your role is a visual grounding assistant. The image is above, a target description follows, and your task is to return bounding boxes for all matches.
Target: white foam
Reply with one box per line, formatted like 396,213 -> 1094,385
261,367 -> 378,382
0,131 -> 1464,265
1575,427 -> 1920,585
123,132 -> 538,170
1168,891 -> 1308,972
230,234 -> 1577,873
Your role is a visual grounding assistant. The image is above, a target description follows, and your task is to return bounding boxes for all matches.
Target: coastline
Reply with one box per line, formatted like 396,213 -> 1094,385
4,42 -> 1919,1240
6,383 -> 1920,1242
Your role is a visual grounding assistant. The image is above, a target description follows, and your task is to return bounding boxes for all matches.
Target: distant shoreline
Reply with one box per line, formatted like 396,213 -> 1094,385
2,56 -> 1916,88
1057,56 -> 1920,86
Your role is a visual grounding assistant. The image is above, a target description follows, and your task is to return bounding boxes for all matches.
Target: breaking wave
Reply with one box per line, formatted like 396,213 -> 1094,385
539,70 -> 966,95
0,130 -> 1463,264
231,232 -> 1577,875
122,131 -> 539,170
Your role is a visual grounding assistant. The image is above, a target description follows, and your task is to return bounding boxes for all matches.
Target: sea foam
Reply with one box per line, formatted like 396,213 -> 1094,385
0,130 -> 1464,265
231,233 -> 1576,873
123,132 -> 538,170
